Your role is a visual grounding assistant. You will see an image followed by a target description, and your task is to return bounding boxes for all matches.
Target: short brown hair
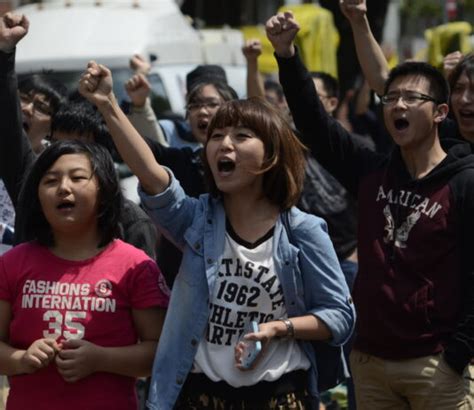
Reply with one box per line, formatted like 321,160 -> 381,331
202,97 -> 306,210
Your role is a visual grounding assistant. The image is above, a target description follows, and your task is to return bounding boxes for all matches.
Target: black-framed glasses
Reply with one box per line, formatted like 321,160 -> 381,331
381,91 -> 437,106
186,101 -> 221,112
19,93 -> 52,116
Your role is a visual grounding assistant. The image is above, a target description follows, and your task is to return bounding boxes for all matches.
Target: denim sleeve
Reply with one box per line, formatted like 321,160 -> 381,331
295,213 -> 356,346
138,168 -> 200,251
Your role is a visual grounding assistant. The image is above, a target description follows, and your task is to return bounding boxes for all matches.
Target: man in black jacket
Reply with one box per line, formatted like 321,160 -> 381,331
266,11 -> 474,410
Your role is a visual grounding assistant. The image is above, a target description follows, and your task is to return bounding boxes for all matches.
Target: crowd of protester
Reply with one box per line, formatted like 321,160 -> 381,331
0,0 -> 474,409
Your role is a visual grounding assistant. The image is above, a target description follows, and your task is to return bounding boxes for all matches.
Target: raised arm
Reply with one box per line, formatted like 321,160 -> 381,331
266,11 -> 378,195
79,62 -> 169,195
242,39 -> 265,98
0,13 -> 36,206
443,51 -> 463,80
125,72 -> 169,146
354,78 -> 372,116
339,0 -> 388,96
265,11 -> 298,59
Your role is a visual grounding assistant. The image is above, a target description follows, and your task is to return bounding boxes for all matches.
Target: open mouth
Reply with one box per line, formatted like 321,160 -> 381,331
197,120 -> 209,131
57,200 -> 75,210
394,118 -> 410,131
459,109 -> 474,120
23,121 -> 30,133
217,159 -> 236,173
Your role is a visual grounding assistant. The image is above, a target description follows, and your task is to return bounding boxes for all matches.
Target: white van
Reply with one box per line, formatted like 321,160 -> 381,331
14,0 -> 247,117
15,0 -> 203,70
13,0 -> 199,113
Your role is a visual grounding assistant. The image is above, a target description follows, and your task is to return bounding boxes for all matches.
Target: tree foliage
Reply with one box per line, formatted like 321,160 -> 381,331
464,0 -> 474,11
401,0 -> 443,18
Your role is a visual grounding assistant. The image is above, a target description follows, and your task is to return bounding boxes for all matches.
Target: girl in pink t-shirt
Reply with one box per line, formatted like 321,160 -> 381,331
0,140 -> 169,410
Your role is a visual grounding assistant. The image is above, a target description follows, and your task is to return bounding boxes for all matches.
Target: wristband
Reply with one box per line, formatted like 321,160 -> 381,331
280,318 -> 295,339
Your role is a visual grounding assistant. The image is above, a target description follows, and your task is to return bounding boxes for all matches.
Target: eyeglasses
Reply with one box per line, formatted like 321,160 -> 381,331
186,101 -> 221,112
381,91 -> 437,106
20,94 -> 52,116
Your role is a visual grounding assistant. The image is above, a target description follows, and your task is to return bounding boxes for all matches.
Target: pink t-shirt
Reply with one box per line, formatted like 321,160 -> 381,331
0,239 -> 169,410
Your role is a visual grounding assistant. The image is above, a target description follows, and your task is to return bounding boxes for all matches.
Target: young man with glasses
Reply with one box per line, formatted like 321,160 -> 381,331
266,10 -> 474,410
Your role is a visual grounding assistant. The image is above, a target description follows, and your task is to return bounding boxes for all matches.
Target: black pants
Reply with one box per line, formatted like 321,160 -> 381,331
174,371 -> 318,410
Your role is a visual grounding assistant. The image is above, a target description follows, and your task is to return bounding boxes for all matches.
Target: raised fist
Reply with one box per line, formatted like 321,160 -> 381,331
79,61 -> 114,108
265,11 -> 299,58
129,54 -> 151,76
0,12 -> 29,52
339,0 -> 367,24
242,39 -> 262,62
443,51 -> 463,80
125,73 -> 151,108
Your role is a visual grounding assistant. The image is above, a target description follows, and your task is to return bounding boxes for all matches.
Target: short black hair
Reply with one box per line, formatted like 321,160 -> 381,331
448,53 -> 474,91
186,65 -> 228,93
310,71 -> 340,99
17,140 -> 123,247
264,80 -> 285,100
384,62 -> 449,105
51,100 -> 115,153
18,73 -> 68,114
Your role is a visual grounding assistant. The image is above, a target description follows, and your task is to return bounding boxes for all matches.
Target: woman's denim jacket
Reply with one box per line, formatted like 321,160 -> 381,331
140,171 -> 355,410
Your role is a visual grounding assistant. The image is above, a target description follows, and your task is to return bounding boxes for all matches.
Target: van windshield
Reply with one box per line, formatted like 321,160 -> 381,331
18,68 -> 172,117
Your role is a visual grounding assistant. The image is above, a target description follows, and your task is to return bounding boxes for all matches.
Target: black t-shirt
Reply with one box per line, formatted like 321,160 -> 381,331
298,155 -> 357,260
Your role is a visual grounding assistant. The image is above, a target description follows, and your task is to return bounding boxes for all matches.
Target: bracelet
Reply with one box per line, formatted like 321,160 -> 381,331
280,318 -> 295,339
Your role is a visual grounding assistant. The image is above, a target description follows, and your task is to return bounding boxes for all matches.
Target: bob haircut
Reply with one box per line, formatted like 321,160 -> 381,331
202,97 -> 306,210
448,53 -> 474,91
17,140 -> 123,247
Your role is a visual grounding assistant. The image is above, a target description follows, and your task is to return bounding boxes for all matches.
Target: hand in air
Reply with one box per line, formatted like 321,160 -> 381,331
79,61 -> 114,108
0,12 -> 29,52
129,54 -> 151,76
339,0 -> 367,24
125,73 -> 151,108
265,11 -> 299,58
242,39 -> 262,62
443,51 -> 463,79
